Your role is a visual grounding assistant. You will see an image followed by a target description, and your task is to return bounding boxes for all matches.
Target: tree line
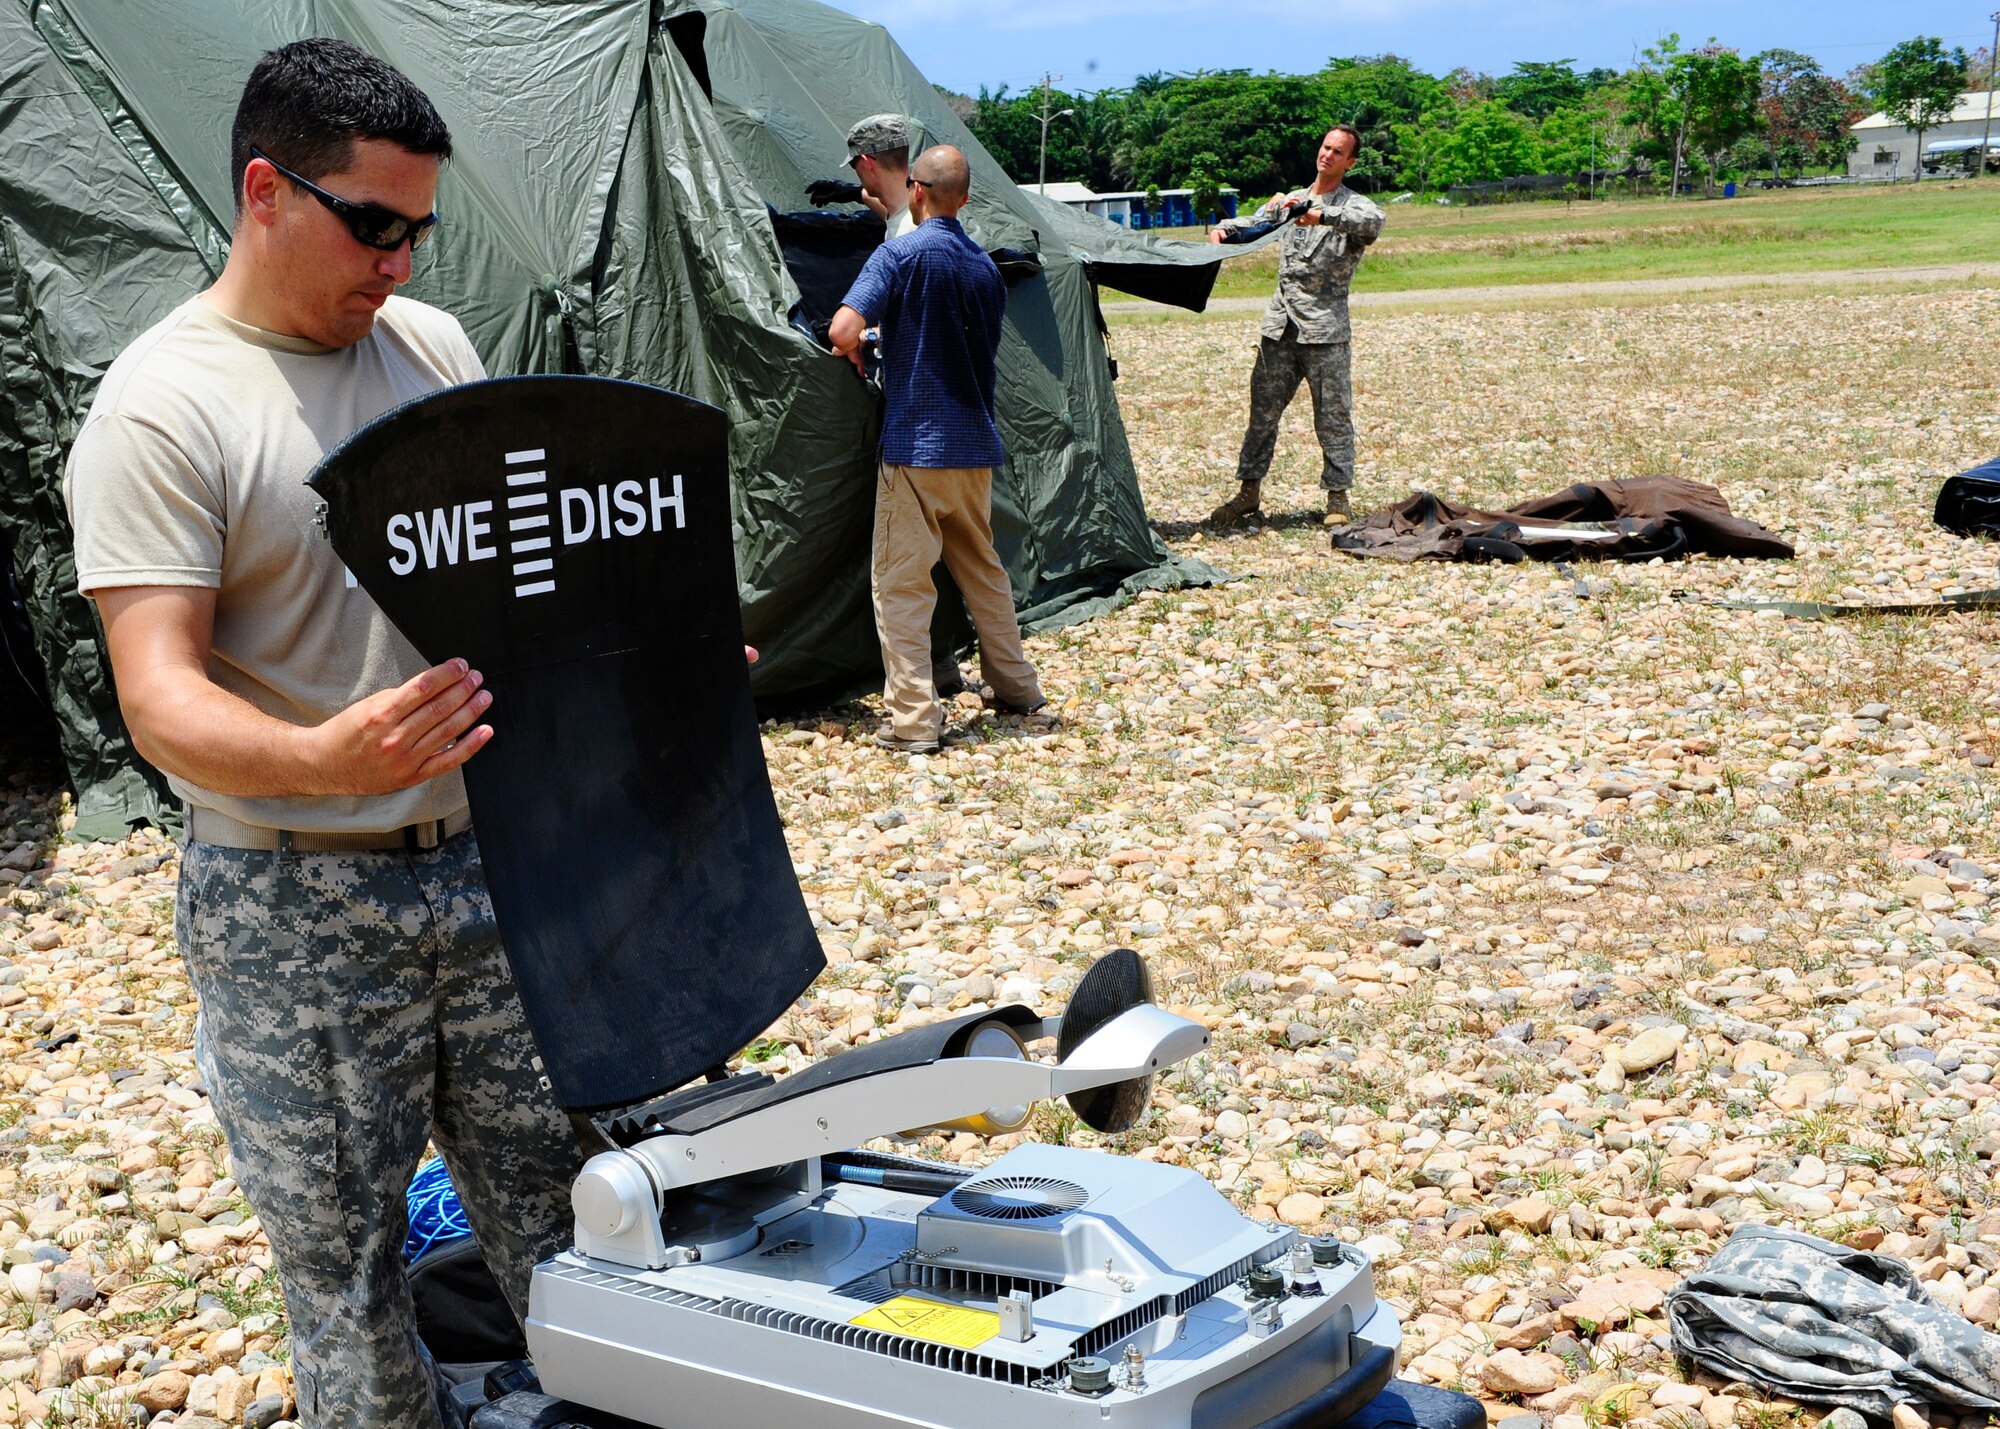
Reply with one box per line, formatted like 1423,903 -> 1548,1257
956,35 -> 1990,201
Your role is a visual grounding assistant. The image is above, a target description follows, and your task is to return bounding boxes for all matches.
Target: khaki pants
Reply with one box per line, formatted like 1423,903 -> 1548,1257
872,463 -> 1042,742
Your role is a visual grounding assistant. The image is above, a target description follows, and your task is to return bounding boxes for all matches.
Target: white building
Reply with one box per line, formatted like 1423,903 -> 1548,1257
1033,182 -> 1239,229
1849,89 -> 2000,177
1036,181 -> 1102,207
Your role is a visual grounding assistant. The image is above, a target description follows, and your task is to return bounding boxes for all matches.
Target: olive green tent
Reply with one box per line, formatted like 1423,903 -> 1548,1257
0,0 -> 1232,838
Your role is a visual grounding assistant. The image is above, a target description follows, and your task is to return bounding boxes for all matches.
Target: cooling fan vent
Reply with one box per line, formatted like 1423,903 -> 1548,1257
948,1176 -> 1088,1221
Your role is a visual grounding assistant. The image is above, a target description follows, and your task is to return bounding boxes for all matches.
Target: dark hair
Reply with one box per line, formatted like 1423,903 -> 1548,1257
1326,124 -> 1363,158
859,146 -> 909,171
230,37 -> 451,215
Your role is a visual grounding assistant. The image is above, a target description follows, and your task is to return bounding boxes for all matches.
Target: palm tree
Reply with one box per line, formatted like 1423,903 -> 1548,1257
1113,89 -> 1180,188
1071,94 -> 1127,191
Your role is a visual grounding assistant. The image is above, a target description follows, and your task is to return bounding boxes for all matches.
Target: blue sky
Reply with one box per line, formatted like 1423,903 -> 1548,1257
834,0 -> 1993,98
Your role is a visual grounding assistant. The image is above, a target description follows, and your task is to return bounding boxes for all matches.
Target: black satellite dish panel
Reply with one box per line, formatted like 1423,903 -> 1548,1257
1057,947 -> 1157,1133
307,376 -> 825,1111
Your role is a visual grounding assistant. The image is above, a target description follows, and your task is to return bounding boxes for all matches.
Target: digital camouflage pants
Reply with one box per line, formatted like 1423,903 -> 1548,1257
175,830 -> 580,1428
1233,328 -> 1355,492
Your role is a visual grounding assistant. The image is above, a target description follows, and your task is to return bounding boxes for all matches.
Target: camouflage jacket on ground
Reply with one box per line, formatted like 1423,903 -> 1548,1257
1666,1223 -> 2000,1417
1218,183 -> 1385,344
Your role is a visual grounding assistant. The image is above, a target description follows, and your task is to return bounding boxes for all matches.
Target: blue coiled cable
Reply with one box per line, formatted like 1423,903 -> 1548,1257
403,1155 -> 473,1264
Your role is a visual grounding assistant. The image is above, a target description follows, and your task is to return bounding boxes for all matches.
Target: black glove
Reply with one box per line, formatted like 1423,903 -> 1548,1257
807,177 -> 865,207
1217,198 -> 1311,244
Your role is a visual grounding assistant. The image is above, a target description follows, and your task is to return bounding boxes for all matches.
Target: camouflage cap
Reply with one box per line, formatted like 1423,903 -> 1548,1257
845,113 -> 911,163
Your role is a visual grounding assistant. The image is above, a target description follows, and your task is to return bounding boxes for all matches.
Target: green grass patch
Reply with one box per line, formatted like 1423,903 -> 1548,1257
1105,179 -> 2000,302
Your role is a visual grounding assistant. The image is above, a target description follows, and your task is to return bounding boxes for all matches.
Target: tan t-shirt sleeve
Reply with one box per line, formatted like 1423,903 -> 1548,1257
391,299 -> 487,385
457,325 -> 487,382
68,411 -> 227,593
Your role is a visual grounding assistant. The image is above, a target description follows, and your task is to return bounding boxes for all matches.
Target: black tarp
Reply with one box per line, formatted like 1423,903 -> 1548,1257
1936,457 -> 2000,539
0,0 -> 1243,836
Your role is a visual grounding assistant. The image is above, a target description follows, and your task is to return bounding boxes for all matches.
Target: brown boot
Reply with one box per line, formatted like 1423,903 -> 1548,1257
1321,489 -> 1352,526
1208,481 -> 1262,527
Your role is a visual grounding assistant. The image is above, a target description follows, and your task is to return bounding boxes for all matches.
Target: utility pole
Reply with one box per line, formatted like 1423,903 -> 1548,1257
1983,11 -> 1999,177
1589,119 -> 1597,200
1036,73 -> 1073,197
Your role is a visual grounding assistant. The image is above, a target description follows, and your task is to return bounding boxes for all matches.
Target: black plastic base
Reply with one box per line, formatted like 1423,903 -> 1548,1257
462,1371 -> 1484,1429
1336,1380 -> 1487,1429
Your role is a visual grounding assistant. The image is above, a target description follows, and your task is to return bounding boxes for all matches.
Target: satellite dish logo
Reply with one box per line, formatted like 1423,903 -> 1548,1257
505,448 -> 555,597
382,447 -> 687,598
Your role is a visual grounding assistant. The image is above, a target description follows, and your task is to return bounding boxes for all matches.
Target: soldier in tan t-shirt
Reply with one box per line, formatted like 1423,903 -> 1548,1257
845,112 -> 919,240
71,294 -> 483,833
64,39 -> 578,1429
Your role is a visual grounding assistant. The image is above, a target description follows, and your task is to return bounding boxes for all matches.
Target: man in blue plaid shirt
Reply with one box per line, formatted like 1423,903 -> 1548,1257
830,145 -> 1046,753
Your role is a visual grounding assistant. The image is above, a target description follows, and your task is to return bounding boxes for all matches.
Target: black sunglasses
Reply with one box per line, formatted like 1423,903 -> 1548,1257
904,176 -> 931,190
251,146 -> 440,251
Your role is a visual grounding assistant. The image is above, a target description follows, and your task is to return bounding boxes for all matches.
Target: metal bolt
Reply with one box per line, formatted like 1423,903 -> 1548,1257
1289,1243 -> 1324,1296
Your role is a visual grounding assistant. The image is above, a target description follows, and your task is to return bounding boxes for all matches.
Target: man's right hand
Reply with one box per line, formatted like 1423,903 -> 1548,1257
1209,227 -> 1227,244
307,659 -> 492,795
96,584 -> 489,799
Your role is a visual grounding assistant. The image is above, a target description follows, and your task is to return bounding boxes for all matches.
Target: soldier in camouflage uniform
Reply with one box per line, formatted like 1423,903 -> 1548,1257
65,40 -> 580,1428
1208,126 -> 1385,528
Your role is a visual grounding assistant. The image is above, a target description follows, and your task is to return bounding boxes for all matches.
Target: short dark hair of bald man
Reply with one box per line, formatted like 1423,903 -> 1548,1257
911,145 -> 971,208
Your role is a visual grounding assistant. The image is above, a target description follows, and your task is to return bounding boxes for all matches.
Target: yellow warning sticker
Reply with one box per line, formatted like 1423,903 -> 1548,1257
848,1296 -> 1000,1350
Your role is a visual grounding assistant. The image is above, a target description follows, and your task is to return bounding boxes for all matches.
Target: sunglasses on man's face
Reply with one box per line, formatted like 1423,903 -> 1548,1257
251,147 -> 440,252
905,176 -> 931,191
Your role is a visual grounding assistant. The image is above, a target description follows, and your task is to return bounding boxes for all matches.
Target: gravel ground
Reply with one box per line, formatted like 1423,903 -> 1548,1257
2,286 -> 1998,1428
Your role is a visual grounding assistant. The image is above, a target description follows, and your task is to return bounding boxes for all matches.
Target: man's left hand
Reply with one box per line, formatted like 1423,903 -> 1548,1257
1296,207 -> 1322,227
